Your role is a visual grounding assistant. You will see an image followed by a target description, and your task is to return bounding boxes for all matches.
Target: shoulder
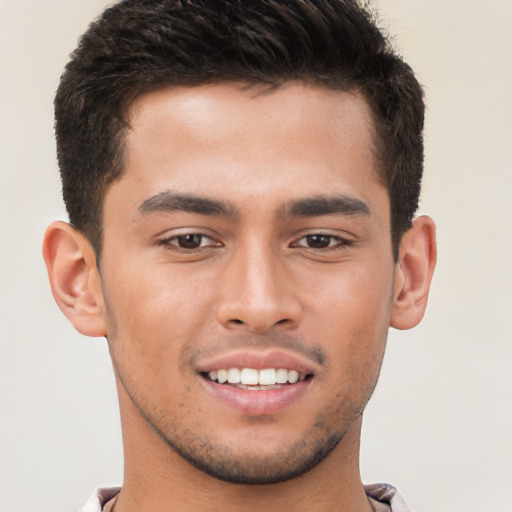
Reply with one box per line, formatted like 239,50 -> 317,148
364,483 -> 411,512
81,487 -> 121,512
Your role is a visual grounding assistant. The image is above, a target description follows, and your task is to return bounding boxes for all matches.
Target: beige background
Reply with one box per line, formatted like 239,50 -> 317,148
1,1 -> 511,511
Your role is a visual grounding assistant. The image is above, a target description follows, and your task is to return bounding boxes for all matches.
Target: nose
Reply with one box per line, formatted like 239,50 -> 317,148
216,243 -> 303,333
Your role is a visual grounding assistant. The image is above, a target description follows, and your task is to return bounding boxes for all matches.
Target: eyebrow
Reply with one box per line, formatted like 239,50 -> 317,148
138,192 -> 236,218
278,195 -> 371,218
137,191 -> 370,221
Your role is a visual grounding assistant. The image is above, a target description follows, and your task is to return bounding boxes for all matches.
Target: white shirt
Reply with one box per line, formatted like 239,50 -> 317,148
81,483 -> 410,511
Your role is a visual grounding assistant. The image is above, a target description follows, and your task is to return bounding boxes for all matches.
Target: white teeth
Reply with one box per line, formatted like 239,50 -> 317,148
276,368 -> 288,384
240,368 -> 259,385
208,367 -> 305,386
288,370 -> 299,384
217,369 -> 228,383
258,368 -> 276,385
227,368 -> 241,384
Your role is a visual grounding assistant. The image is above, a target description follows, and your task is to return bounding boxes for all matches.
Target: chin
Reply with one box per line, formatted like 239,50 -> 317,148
172,434 -> 344,485
149,410 -> 352,485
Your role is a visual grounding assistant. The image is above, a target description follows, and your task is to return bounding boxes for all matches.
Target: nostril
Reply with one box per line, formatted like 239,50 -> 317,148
232,319 -> 244,324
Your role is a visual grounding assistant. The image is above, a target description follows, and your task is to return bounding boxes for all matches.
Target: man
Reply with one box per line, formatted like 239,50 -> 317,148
42,0 -> 436,510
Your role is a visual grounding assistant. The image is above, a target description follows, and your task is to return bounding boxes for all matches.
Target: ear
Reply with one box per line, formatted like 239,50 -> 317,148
42,221 -> 107,337
390,215 -> 437,330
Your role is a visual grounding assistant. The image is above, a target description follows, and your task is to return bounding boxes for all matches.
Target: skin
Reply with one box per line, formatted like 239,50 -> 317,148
43,82 -> 436,512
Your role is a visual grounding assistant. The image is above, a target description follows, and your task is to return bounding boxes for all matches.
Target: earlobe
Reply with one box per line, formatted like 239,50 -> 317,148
390,216 -> 437,330
42,221 -> 107,337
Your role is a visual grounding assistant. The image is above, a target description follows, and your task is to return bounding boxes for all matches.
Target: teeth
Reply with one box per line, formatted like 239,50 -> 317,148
227,368 -> 241,384
240,368 -> 259,385
207,368 -> 305,386
288,370 -> 299,384
276,368 -> 288,384
258,368 -> 276,385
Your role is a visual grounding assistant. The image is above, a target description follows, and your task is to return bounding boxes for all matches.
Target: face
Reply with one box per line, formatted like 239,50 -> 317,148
99,83 -> 397,484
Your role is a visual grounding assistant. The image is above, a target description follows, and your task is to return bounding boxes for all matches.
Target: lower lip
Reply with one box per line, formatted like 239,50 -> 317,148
200,376 -> 311,416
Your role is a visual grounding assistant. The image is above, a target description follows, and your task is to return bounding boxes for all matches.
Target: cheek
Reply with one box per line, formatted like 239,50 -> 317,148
303,256 -> 394,328
101,261 -> 216,391
303,260 -> 393,382
105,258 -> 212,334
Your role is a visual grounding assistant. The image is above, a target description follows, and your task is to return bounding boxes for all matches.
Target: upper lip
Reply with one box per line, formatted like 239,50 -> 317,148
195,349 -> 318,375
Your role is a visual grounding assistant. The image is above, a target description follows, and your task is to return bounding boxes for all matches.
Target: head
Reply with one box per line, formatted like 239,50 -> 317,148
45,0 -> 436,490
55,0 -> 424,261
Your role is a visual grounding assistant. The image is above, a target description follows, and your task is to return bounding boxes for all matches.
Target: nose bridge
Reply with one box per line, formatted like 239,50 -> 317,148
217,236 -> 301,332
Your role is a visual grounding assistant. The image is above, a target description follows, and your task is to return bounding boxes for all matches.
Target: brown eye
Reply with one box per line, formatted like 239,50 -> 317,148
158,233 -> 218,251
175,234 -> 204,249
305,234 -> 332,248
291,233 -> 352,252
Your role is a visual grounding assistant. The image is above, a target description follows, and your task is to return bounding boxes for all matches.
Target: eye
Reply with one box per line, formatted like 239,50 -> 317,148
292,233 -> 352,250
158,233 -> 220,251
173,234 -> 208,249
303,234 -> 334,249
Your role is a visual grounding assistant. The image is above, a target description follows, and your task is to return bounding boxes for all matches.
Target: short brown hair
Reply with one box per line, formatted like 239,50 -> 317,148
55,0 -> 424,258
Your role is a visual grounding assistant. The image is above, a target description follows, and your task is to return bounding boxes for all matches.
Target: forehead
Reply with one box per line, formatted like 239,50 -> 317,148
112,82 -> 383,214
127,81 -> 374,136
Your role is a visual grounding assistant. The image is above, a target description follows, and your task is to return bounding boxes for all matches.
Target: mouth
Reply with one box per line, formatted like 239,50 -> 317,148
196,351 -> 317,415
202,367 -> 312,390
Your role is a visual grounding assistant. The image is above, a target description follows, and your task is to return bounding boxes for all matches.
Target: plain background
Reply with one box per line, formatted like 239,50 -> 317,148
0,1 -> 511,511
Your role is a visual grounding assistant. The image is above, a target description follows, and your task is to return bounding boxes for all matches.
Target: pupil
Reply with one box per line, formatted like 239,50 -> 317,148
306,235 -> 330,248
178,234 -> 201,248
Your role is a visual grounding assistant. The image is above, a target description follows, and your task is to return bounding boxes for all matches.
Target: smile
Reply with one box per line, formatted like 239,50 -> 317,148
196,350 -> 317,414
205,368 -> 309,388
